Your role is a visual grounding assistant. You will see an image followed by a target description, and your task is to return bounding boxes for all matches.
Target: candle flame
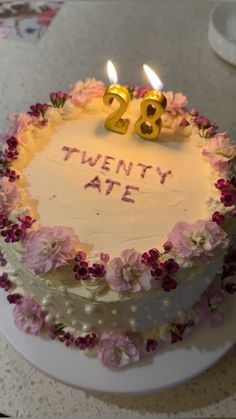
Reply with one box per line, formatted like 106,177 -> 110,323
107,60 -> 118,84
143,64 -> 163,91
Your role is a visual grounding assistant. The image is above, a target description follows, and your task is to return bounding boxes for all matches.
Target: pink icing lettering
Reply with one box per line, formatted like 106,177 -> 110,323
137,163 -> 153,179
101,155 -> 115,171
121,185 -> 139,204
156,166 -> 162,177
81,151 -> 102,167
62,146 -> 80,161
84,176 -> 101,192
116,159 -> 133,176
156,166 -> 172,184
105,178 -> 121,195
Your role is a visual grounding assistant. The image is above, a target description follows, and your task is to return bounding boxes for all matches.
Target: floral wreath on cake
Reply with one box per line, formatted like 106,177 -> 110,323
0,79 -> 235,368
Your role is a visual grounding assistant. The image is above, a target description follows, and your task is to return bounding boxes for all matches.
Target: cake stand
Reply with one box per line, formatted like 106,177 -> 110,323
0,290 -> 235,394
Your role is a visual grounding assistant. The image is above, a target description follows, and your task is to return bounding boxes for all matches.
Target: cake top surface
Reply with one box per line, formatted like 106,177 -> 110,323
23,108 -> 209,257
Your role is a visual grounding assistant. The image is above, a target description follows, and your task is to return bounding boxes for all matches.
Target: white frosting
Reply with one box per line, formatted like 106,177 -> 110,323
21,105 -> 210,256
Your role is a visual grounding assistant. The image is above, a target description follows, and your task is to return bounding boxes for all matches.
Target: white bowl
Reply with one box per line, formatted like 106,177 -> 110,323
208,1 -> 236,65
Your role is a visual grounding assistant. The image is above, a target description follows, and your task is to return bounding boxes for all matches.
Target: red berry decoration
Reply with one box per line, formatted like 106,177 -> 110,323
146,339 -> 158,352
212,211 -> 225,225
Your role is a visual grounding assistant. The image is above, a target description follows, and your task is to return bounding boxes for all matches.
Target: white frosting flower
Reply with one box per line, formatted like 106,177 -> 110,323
31,123 -> 52,141
126,99 -> 141,119
46,107 -> 63,125
173,116 -> 193,137
63,326 -> 76,335
83,98 -> 104,114
189,127 -> 206,147
161,112 -> 175,129
205,196 -> 234,215
61,101 -> 82,120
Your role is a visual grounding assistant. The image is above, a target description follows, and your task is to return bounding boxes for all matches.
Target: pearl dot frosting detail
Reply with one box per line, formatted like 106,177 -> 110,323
129,318 -> 136,328
82,323 -> 90,332
84,304 -> 94,314
44,313 -> 54,324
176,310 -> 185,319
41,298 -> 50,307
66,309 -> 73,316
205,276 -> 212,284
130,305 -> 137,313
162,297 -> 171,307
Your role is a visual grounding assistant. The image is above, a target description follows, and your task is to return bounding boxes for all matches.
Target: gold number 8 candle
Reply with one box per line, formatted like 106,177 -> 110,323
103,61 -> 131,134
135,64 -> 167,140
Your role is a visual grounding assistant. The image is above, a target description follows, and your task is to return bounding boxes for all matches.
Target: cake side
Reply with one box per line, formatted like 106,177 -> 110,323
0,236 -> 228,332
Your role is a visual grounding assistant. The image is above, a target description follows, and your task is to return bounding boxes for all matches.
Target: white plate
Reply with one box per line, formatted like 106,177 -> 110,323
0,289 -> 235,394
208,1 -> 236,65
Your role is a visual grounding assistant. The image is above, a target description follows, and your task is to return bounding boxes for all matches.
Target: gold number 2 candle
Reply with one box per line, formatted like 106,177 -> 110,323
135,64 -> 167,140
103,61 -> 131,135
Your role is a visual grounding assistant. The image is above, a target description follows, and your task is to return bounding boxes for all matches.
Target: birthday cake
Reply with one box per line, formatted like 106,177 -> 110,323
0,78 -> 235,369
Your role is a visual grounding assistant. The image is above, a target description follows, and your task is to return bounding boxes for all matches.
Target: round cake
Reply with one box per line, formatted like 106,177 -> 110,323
0,79 -> 235,369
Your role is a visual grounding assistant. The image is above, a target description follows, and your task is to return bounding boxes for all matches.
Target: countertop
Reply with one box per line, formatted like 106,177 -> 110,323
0,0 -> 236,417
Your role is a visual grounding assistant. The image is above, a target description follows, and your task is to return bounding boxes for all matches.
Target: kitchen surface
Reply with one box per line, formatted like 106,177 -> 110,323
0,1 -> 236,417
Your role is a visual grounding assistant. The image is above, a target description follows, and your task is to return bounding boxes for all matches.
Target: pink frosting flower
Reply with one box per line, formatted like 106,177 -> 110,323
202,133 -> 236,172
106,248 -> 151,293
194,281 -> 225,327
23,226 -> 79,274
168,220 -> 228,260
13,296 -> 45,335
164,91 -> 188,114
0,178 -> 19,214
0,132 -> 9,144
7,113 -> 35,142
98,331 -> 140,368
70,78 -> 106,106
